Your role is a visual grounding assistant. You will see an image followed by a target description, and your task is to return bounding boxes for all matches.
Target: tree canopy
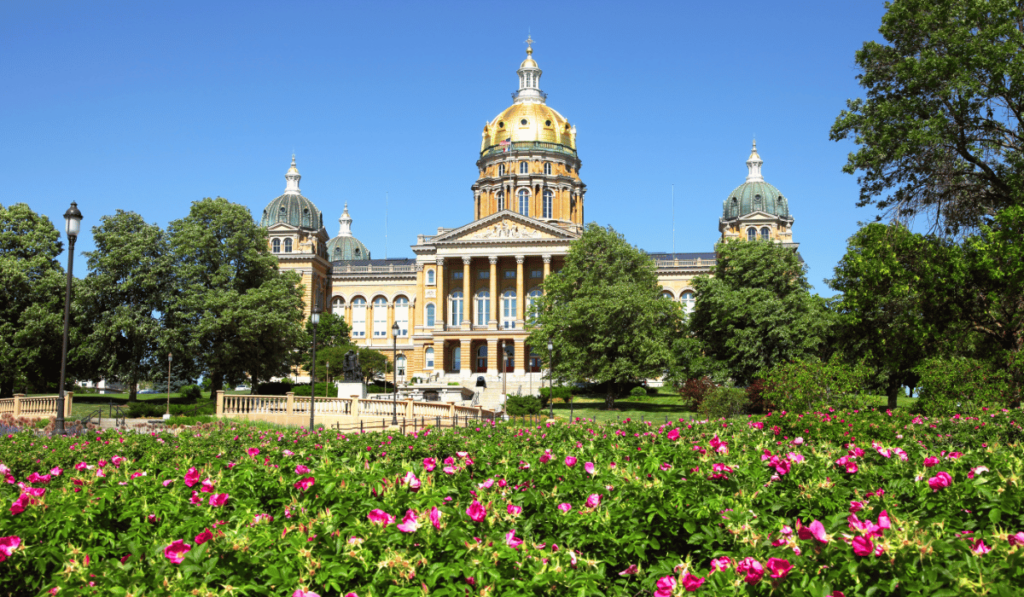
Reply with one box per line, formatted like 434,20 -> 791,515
687,240 -> 833,387
526,224 -> 678,409
831,0 -> 1024,234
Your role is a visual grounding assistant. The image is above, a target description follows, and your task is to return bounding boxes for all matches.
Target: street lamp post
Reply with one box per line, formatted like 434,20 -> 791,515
326,361 -> 330,397
166,353 -> 172,418
309,309 -> 320,432
56,201 -> 83,435
391,321 -> 400,425
547,340 -> 554,419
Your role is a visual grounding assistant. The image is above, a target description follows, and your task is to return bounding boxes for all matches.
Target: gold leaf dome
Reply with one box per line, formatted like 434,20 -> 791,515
481,103 -> 576,152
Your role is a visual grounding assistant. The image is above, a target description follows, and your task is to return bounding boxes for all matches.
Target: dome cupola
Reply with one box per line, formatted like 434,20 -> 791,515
260,155 -> 324,231
721,141 -> 791,220
326,203 -> 371,261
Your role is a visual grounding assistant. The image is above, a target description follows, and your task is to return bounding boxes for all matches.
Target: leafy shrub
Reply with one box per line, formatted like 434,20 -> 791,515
745,378 -> 771,414
915,357 -> 1014,416
678,377 -> 716,410
761,356 -> 871,413
179,384 -> 202,403
291,383 -> 338,398
126,401 -> 216,418
505,393 -> 542,416
539,386 -> 572,407
367,384 -> 396,394
255,381 -> 293,395
628,386 -> 648,400
697,386 -> 749,419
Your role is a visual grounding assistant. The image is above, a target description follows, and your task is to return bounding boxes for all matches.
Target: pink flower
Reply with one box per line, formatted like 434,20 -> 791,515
74,462 -> 88,472
478,478 -> 494,489
189,491 -> 202,505
111,455 -> 124,468
368,509 -> 395,526
294,476 -> 316,492
195,529 -> 214,545
660,463 -> 673,471
584,462 -> 596,475
586,494 -> 601,508
1007,532 -> 1024,546
928,471 -> 953,492
654,575 -> 676,597
667,428 -> 680,441
163,540 -> 191,564
184,467 -> 200,487
466,500 -> 486,522
9,494 -> 28,516
429,506 -> 442,530
507,503 -> 522,516
849,500 -> 865,514
422,457 -> 436,471
845,462 -> 859,474
800,520 -> 828,543
681,572 -> 705,592
27,472 -> 51,484
504,529 -> 523,549
564,456 -> 577,468
970,539 -> 992,555
442,466 -> 457,475
969,466 -> 989,479
792,437 -> 804,445
923,456 -> 939,468
208,493 -> 229,507
736,557 -> 764,584
878,510 -> 891,531
456,451 -> 469,459
200,479 -> 215,493
402,471 -> 421,492
397,509 -> 419,533
852,535 -> 874,557
0,536 -> 21,563
246,448 -> 260,458
557,502 -> 572,513
765,558 -> 793,579
292,591 -> 321,597
619,564 -> 638,576
539,452 -> 552,464
709,556 -> 732,572
162,479 -> 174,488
295,465 -> 310,474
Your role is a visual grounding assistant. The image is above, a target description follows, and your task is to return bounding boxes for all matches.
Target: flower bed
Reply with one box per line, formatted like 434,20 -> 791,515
1,408 -> 1023,596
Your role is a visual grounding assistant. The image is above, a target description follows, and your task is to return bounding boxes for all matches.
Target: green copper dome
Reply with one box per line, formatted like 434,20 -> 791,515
326,235 -> 370,261
259,156 -> 324,231
722,181 -> 790,219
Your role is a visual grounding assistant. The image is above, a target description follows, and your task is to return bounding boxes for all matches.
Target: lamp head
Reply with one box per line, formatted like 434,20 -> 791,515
392,321 -> 400,333
64,201 -> 83,239
311,310 -> 320,325
168,352 -> 172,362
547,340 -> 553,351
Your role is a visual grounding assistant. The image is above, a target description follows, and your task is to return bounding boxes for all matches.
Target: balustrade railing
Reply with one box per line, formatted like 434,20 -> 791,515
215,391 -> 493,425
0,394 -> 73,418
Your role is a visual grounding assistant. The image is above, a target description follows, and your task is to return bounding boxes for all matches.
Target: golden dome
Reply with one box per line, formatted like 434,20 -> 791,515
481,103 -> 576,152
520,47 -> 537,68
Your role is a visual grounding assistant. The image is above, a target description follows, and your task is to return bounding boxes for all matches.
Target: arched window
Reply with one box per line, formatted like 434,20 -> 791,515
543,189 -> 553,218
527,288 -> 542,322
354,248 -> 361,258
501,343 -> 514,372
753,195 -> 763,212
395,297 -> 409,336
529,347 -> 541,372
661,290 -> 674,300
272,238 -> 281,253
501,289 -> 517,329
747,228 -> 757,241
497,190 -> 505,211
425,303 -> 435,327
760,227 -> 770,241
427,269 -> 435,285
372,297 -> 388,337
333,247 -> 342,260
682,291 -> 695,314
450,291 -> 463,326
425,347 -> 435,369
476,344 -> 488,372
284,238 -> 293,253
519,161 -> 528,174
395,355 -> 406,378
475,290 -> 490,326
543,162 -> 551,175
451,345 -> 461,372
518,189 -> 529,215
331,297 -> 344,314
498,164 -> 505,176
352,297 -> 367,338
302,208 -> 310,228
731,197 -> 739,218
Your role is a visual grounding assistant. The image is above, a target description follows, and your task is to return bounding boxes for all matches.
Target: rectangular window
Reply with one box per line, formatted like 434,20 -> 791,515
373,305 -> 387,337
453,271 -> 463,280
478,271 -> 489,279
504,271 -> 515,279
395,305 -> 409,336
352,307 -> 366,338
530,270 -> 542,278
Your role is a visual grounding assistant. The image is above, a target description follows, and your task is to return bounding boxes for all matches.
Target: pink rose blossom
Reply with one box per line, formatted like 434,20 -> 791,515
200,479 -> 215,493
295,465 -> 310,474
928,471 -> 952,492
292,590 -> 321,597
184,467 -> 200,487
429,506 -> 442,530
368,509 -> 396,526
736,557 -> 764,584
504,529 -> 523,549
878,510 -> 891,531
246,448 -> 259,458
195,529 -> 213,545
208,493 -> 229,507
709,556 -> 732,572
163,540 -> 191,564
507,503 -> 522,516
422,457 -> 436,471
619,564 -> 638,576
466,500 -> 486,522
845,462 -> 859,474
442,466 -> 457,475
189,491 -> 202,505
402,471 -> 421,492
397,509 -> 419,533
478,478 -> 494,489
1006,532 -> 1024,546
802,520 -> 828,543
294,476 -> 315,491
852,535 -> 874,557
564,456 -> 577,467
557,502 -> 572,513
0,536 -> 21,563
766,557 -> 793,579
667,428 -> 681,441
923,456 -> 939,468
584,462 -> 596,475
654,575 -> 676,597
681,572 -> 705,592
586,494 -> 601,508
969,466 -> 989,479
970,539 -> 992,555
849,500 -> 865,513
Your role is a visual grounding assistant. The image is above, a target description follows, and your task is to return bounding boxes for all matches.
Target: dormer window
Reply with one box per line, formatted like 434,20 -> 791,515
272,239 -> 280,253
333,247 -> 342,260
543,162 -> 551,175
498,164 -> 505,176
747,228 -> 756,242
519,161 -> 528,174
354,248 -> 361,258
497,190 -> 505,210
284,238 -> 293,253
753,195 -> 763,211
760,227 -> 770,241
520,118 -> 528,126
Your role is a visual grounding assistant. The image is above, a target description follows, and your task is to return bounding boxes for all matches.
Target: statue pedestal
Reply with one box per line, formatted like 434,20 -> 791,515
336,381 -> 367,400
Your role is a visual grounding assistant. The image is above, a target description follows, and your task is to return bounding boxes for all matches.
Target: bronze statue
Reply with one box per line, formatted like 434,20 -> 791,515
342,350 -> 362,382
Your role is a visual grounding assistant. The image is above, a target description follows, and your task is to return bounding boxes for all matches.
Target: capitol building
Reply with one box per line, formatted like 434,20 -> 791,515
258,40 -> 798,403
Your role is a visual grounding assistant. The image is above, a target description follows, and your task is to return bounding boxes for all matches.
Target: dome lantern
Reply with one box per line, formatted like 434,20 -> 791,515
326,204 -> 371,261
260,155 -> 324,231
746,140 -> 764,183
514,35 -> 545,105
337,203 -> 353,237
284,154 -> 302,194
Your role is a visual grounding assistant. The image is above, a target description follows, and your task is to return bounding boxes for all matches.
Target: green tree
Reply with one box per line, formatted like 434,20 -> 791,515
312,345 -> 356,383
73,211 -> 168,401
827,223 -> 955,408
298,312 -> 352,374
358,347 -> 392,385
687,240 -> 834,387
164,198 -> 306,393
830,0 -> 1024,234
526,224 -> 678,409
0,203 -> 64,397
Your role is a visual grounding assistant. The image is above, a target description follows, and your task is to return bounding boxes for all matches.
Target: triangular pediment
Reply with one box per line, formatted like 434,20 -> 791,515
267,222 -> 301,232
430,211 -> 578,244
736,211 -> 787,222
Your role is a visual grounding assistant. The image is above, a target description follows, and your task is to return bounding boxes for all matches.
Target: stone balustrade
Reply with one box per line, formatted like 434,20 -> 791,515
0,393 -> 73,419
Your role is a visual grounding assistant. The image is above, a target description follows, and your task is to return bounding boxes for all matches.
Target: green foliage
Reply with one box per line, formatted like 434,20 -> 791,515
0,203 -> 64,397
505,393 -> 542,415
762,356 -> 872,414
167,415 -> 218,426
311,345 -> 355,383
628,386 -> 648,399
164,198 -> 305,392
539,386 -> 573,404
696,386 -> 748,419
178,384 -> 202,403
254,381 -> 293,396
126,400 -> 216,418
830,0 -> 1024,233
291,383 -> 339,398
358,348 -> 391,384
301,314 -> 353,376
678,377 -> 716,410
687,239 -> 835,386
527,224 -> 678,410
915,357 -> 1014,416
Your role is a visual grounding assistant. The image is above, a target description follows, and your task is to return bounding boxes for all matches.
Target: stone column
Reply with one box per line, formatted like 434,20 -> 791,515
414,264 -> 425,333
488,256 -> 498,329
435,258 -> 445,331
514,339 -> 526,375
386,300 -> 395,342
462,256 -> 472,330
486,338 -> 498,376
543,254 -> 552,281
436,341 -> 446,373
515,256 -> 525,324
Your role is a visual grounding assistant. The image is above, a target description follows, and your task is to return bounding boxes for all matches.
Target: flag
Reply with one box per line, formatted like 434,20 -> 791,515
499,138 -> 511,152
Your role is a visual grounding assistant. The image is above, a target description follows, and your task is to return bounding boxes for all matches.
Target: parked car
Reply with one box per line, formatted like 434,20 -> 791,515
138,389 -> 157,394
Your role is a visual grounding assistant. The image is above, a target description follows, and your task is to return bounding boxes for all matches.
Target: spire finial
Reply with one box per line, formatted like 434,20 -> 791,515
338,204 -> 353,237
525,34 -> 534,55
284,154 -> 301,193
746,140 -> 764,183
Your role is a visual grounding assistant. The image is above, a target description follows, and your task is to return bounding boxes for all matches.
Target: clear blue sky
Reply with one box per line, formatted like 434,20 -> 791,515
1,0 -> 888,296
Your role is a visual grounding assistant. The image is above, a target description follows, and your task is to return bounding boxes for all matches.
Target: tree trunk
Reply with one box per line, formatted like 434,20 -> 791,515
605,383 -> 617,411
209,372 -> 223,397
128,380 -> 138,402
0,379 -> 13,399
886,379 -> 900,410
